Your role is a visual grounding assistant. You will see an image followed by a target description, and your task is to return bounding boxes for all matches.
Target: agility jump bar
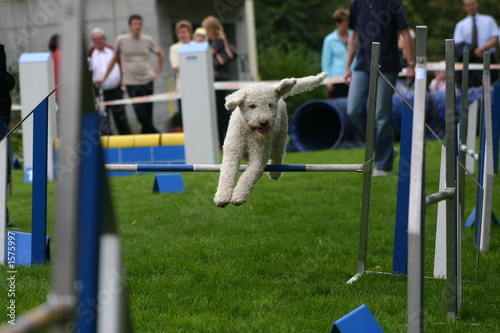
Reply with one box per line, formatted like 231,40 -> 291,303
105,163 -> 364,173
425,189 -> 456,207
460,144 -> 479,160
98,62 -> 500,107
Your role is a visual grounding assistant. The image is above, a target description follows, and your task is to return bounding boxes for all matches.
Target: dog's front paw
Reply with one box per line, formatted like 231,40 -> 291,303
230,191 -> 249,206
267,171 -> 282,181
214,191 -> 232,208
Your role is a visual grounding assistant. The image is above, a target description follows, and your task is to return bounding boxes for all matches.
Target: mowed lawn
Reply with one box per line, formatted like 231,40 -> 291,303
1,140 -> 499,332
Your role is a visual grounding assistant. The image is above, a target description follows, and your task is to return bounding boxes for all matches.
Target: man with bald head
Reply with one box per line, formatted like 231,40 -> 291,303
88,28 -> 131,135
454,0 -> 499,86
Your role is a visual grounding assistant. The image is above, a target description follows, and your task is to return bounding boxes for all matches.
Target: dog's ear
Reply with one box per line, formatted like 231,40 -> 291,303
225,90 -> 246,110
274,78 -> 297,98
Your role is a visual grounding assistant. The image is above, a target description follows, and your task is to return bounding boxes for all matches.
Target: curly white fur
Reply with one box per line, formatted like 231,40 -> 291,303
214,72 -> 328,207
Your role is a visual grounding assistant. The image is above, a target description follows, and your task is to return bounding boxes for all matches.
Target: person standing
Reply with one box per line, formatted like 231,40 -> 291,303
169,20 -> 193,130
48,34 -> 61,103
429,65 -> 446,93
202,15 -> 235,146
193,27 -> 207,43
454,0 -> 499,87
321,9 -> 352,98
343,0 -> 415,176
169,20 -> 193,83
88,28 -> 131,135
0,44 -> 15,227
97,14 -> 164,134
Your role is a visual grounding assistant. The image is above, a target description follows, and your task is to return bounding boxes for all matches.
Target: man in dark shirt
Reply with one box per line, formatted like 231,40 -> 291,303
344,0 -> 415,176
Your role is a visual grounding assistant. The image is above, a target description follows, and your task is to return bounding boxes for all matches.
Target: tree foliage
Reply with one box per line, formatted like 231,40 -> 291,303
255,0 -> 351,52
254,0 -> 500,71
253,0 -> 500,114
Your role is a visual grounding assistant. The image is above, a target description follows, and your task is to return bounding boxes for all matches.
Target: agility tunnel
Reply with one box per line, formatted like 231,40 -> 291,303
288,88 -> 485,152
289,98 -> 359,152
289,94 -> 414,152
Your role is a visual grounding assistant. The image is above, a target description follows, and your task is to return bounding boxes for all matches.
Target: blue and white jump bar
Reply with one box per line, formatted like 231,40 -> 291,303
460,144 -> 479,161
425,189 -> 455,206
105,163 -> 364,173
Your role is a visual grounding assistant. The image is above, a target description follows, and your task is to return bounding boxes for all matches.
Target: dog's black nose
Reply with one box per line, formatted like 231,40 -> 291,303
259,119 -> 269,127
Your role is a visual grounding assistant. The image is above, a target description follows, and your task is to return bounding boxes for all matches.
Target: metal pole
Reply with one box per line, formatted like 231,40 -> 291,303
245,0 -> 259,80
49,0 -> 87,329
473,56 -> 487,275
355,42 -> 379,277
457,51 -> 469,298
459,51 -> 469,224
445,39 -> 459,320
407,26 -> 427,333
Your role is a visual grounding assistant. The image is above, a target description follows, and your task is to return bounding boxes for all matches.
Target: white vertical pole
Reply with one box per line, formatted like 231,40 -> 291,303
479,53 -> 493,252
433,145 -> 447,278
49,0 -> 86,326
97,234 -> 127,333
245,0 -> 259,80
407,26 -> 428,333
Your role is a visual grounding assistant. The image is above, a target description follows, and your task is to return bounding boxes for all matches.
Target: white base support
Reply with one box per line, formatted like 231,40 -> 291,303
18,52 -> 57,181
178,43 -> 219,165
433,145 -> 447,279
479,86 -> 494,252
465,100 -> 478,174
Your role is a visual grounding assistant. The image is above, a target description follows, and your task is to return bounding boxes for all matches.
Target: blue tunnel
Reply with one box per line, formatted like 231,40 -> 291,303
289,98 -> 357,152
288,89 -> 475,152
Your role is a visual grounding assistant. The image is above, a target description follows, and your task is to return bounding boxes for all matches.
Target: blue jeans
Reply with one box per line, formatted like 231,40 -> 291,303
347,71 -> 397,172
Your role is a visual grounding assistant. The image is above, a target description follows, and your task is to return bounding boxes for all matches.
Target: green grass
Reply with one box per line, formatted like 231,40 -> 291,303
1,140 -> 500,332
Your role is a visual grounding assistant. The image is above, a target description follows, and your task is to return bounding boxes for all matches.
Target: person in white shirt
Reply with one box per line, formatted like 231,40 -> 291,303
169,20 -> 193,83
454,0 -> 499,86
168,20 -> 193,129
88,28 -> 131,134
97,14 -> 165,134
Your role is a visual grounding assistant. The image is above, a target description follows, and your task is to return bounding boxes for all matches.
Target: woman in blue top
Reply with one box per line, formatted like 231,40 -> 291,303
321,9 -> 351,98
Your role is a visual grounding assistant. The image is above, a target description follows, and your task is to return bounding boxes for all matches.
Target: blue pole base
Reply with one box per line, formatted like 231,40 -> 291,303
5,231 -> 50,266
152,174 -> 184,193
13,157 -> 22,169
330,304 -> 384,333
464,207 -> 499,227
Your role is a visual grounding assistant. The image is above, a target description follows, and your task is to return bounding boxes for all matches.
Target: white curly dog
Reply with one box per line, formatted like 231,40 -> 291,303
214,72 -> 327,207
